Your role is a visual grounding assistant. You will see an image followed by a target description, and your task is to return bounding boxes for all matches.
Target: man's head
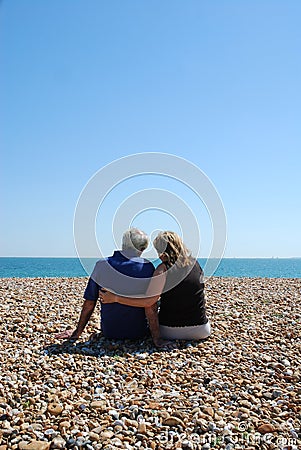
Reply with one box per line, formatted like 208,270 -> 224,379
122,228 -> 149,255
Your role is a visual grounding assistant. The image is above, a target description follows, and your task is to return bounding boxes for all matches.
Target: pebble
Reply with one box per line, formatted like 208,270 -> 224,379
18,442 -> 50,450
203,406 -> 214,417
137,422 -> 147,433
108,410 -> 119,419
65,438 -> 76,448
89,432 -> 99,442
90,401 -> 106,411
100,431 -> 114,440
290,429 -> 298,439
162,416 -> 185,427
257,423 -> 275,434
58,421 -> 70,430
51,436 -> 66,449
272,389 -> 283,398
0,277 -> 300,450
47,402 -> 63,416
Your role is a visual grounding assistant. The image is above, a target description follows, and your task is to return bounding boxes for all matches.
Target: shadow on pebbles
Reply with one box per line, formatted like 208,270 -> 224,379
0,277 -> 300,449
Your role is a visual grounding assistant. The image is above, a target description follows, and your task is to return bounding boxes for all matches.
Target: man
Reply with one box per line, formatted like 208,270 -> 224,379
56,228 -> 161,346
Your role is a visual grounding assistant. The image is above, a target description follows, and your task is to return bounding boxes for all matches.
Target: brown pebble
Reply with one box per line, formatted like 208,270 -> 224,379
18,441 -> 51,450
163,416 -> 184,427
148,401 -> 161,409
124,418 -> 138,428
89,431 -> 99,441
58,420 -> 70,429
100,430 -> 114,440
257,423 -> 275,434
47,402 -> 63,416
137,422 -> 147,433
90,400 -> 106,411
203,406 -> 214,417
159,410 -> 170,419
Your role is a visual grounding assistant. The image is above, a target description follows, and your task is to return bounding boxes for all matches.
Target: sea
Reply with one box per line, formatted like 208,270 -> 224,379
0,257 -> 300,278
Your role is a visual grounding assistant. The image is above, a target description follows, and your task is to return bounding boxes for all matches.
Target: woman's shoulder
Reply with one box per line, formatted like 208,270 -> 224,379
193,258 -> 203,271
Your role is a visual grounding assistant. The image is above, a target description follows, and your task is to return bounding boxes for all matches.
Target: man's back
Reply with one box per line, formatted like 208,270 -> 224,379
84,250 -> 155,339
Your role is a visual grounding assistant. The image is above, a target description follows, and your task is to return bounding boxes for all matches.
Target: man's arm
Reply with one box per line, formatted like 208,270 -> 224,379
55,299 -> 97,340
70,299 -> 97,339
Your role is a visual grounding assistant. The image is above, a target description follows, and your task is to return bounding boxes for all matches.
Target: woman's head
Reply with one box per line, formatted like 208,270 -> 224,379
153,231 -> 193,268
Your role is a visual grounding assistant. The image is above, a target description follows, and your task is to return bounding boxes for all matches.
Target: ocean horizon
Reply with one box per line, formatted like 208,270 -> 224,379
0,257 -> 300,278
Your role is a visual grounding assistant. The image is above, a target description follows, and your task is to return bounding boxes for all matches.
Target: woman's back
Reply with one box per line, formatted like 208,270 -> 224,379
159,260 -> 208,327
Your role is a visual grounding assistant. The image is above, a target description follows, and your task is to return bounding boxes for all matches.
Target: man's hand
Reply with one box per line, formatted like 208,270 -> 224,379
55,329 -> 80,341
55,300 -> 96,341
99,289 -> 117,304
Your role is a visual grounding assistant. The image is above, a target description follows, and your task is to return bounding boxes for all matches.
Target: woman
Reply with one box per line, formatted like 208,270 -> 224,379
100,231 -> 211,341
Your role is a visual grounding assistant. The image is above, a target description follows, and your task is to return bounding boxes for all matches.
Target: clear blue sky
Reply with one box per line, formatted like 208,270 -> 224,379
1,0 -> 300,257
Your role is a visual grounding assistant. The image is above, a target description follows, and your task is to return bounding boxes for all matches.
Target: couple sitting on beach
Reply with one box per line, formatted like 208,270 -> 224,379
56,228 -> 211,348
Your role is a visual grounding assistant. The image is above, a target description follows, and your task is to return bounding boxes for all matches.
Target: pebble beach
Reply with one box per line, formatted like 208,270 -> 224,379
0,277 -> 300,450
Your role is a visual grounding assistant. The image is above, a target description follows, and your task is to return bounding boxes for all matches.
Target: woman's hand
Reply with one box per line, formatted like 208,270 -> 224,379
99,289 -> 117,304
153,338 -> 176,349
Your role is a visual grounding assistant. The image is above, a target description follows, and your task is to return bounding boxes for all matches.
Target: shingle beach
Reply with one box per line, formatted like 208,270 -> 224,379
1,277 -> 300,450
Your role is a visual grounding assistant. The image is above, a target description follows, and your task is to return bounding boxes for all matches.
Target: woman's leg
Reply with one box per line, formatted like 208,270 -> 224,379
159,321 -> 211,340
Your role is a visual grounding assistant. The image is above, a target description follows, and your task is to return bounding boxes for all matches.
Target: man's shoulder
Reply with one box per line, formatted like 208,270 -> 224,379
90,258 -> 109,279
124,256 -> 155,274
138,257 -> 154,266
138,258 -> 155,270
140,258 -> 155,276
94,258 -> 109,266
93,254 -> 155,277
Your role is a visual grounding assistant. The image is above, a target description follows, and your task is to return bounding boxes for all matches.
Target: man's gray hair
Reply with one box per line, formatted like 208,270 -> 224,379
122,228 -> 149,253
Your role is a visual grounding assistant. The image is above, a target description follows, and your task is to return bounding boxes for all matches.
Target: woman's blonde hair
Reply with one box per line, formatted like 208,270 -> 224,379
153,231 -> 193,268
